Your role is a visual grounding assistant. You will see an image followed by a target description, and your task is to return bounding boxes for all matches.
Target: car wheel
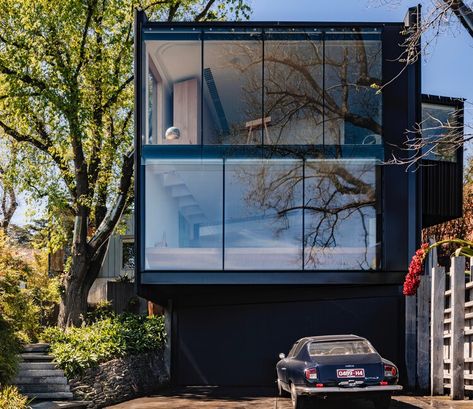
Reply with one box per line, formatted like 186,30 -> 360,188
373,393 -> 392,409
290,383 -> 309,409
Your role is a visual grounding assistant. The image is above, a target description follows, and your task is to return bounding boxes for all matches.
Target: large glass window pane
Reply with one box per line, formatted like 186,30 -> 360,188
144,160 -> 223,270
421,102 -> 459,162
145,35 -> 201,145
264,30 -> 323,145
324,30 -> 382,145
203,29 -> 263,145
304,160 -> 379,270
224,159 -> 303,270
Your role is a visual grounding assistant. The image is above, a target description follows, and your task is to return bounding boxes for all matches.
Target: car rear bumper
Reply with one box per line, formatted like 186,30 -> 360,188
296,385 -> 403,395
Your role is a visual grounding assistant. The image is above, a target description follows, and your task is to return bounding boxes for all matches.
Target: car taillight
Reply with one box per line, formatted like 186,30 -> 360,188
304,368 -> 318,381
384,364 -> 397,377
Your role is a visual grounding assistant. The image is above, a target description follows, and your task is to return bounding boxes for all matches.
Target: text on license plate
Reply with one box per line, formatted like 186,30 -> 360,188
336,369 -> 365,378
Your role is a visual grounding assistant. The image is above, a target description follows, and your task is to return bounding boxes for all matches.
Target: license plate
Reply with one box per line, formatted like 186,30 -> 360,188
336,368 -> 365,378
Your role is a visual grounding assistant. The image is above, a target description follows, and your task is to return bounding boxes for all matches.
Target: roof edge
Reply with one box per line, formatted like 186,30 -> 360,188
142,20 -> 404,28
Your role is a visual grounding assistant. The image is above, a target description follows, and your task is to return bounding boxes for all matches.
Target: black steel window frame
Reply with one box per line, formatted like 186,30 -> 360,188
142,154 -> 381,272
420,94 -> 464,165
141,24 -> 383,150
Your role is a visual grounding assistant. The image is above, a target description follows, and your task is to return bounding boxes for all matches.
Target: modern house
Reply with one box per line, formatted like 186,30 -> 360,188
134,7 -> 463,387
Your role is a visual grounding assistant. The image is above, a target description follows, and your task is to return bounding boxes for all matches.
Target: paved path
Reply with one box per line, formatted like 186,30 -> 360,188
106,388 -> 473,409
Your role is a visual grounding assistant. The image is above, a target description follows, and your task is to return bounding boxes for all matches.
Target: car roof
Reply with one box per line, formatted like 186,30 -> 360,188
297,334 -> 367,344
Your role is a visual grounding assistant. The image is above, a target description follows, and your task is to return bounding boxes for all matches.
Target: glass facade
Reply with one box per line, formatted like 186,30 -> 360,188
324,31 -> 382,145
203,30 -> 263,145
143,157 -> 379,271
145,34 -> 201,145
141,25 -> 384,272
304,160 -> 379,270
224,159 -> 303,270
145,160 -> 223,270
264,30 -> 323,145
144,28 -> 382,147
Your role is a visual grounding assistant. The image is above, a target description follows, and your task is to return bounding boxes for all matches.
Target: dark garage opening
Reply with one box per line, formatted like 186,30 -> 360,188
173,286 -> 403,386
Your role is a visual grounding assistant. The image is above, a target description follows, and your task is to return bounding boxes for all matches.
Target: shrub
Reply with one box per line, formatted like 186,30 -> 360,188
84,300 -> 114,324
42,313 -> 166,378
0,385 -> 30,409
117,313 -> 166,355
0,315 -> 20,386
0,231 -> 60,342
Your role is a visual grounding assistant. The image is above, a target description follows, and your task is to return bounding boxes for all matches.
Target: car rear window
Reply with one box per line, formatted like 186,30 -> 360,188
308,340 -> 376,356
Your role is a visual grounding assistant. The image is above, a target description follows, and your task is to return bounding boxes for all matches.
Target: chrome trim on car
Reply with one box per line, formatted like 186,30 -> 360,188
296,385 -> 403,395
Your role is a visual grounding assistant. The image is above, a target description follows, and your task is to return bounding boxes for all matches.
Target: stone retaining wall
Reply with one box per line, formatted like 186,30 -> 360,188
69,350 -> 169,408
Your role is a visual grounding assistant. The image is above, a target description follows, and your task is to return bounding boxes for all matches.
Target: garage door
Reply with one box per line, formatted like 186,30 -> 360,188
174,294 -> 403,386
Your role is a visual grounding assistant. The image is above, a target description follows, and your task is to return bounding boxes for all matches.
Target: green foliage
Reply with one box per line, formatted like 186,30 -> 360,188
0,385 -> 29,409
117,313 -> 166,355
0,0 -> 251,326
84,299 -> 114,324
0,0 -> 251,247
42,313 -> 165,377
0,230 -> 60,342
0,315 -> 20,387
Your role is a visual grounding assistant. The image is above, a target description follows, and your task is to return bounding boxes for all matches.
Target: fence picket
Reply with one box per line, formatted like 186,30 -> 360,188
417,274 -> 431,392
450,256 -> 465,400
431,266 -> 446,395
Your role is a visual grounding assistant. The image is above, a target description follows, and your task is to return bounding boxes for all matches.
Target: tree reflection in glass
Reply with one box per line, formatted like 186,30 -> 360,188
324,30 -> 382,145
230,159 -> 379,270
264,30 -> 324,145
225,159 -> 303,270
203,30 -> 263,145
304,160 -> 378,270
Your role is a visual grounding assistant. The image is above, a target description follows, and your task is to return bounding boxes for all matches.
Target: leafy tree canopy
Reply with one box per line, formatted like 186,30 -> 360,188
0,0 -> 251,326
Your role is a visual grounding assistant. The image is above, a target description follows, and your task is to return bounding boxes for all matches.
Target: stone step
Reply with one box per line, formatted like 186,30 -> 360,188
22,343 -> 50,353
30,401 -> 90,409
17,383 -> 71,393
21,353 -> 55,362
19,361 -> 57,371
14,376 -> 67,385
17,369 -> 65,377
24,391 -> 74,400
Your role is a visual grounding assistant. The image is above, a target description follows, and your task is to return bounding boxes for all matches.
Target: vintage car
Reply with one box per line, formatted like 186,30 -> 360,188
276,334 -> 402,409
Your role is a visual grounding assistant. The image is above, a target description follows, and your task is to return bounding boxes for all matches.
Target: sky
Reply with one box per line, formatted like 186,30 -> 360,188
11,0 -> 473,226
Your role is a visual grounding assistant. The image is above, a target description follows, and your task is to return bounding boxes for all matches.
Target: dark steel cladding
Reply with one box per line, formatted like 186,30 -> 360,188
421,95 -> 464,228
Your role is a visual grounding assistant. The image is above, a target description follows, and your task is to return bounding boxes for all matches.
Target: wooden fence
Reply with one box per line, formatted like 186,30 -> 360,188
427,256 -> 473,399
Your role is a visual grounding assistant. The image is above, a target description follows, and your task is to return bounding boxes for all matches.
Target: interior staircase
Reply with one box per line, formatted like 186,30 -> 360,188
13,343 -> 88,408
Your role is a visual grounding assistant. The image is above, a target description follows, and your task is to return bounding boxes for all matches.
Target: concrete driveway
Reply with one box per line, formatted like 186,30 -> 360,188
106,387 -> 472,409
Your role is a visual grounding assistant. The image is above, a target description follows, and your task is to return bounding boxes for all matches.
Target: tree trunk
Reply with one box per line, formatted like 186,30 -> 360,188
0,184 -> 18,234
57,237 -> 109,327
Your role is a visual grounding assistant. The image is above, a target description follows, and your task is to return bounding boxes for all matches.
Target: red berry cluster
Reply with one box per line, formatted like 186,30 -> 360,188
403,243 -> 430,296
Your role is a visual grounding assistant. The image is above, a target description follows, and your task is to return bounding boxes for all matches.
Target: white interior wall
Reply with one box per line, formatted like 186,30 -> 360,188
145,169 -> 180,250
